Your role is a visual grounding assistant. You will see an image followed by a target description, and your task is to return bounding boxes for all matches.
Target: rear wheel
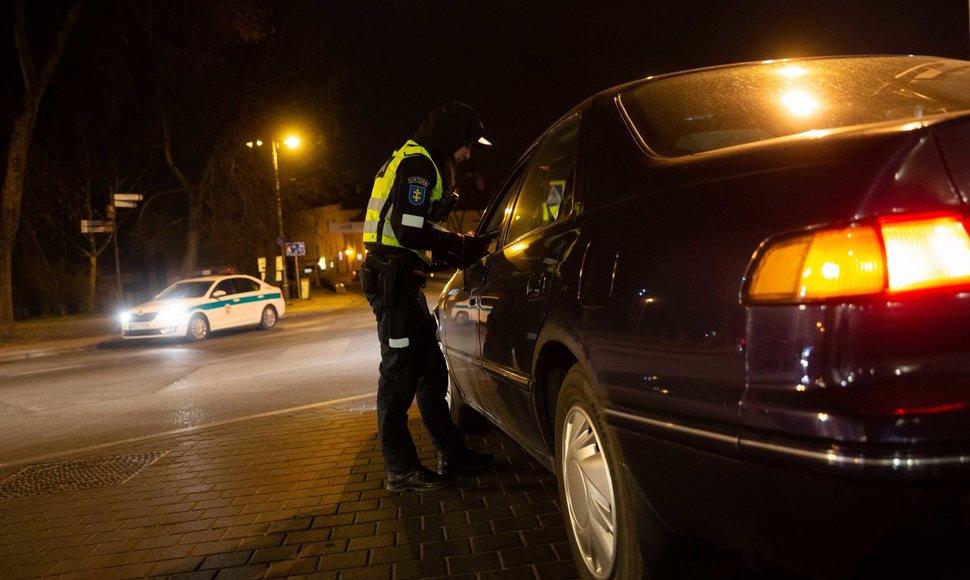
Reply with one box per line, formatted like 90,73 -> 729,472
186,313 -> 209,341
259,305 -> 278,330
555,363 -> 643,579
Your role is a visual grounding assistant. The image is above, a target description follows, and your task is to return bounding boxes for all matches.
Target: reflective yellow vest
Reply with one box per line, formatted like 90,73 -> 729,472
363,141 -> 443,263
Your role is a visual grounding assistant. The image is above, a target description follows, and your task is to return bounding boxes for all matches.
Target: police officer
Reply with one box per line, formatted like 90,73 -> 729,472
360,102 -> 495,492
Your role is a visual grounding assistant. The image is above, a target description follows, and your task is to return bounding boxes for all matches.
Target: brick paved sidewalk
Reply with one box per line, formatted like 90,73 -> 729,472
0,397 -> 578,579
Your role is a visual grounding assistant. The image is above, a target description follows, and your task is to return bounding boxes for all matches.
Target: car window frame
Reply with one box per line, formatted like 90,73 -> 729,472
503,113 -> 582,245
476,152 -> 533,243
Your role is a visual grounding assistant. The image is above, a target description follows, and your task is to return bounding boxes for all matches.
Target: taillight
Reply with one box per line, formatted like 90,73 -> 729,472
880,215 -> 970,293
745,213 -> 970,304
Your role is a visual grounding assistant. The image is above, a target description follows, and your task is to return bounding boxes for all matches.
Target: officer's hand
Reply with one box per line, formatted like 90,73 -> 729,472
460,233 -> 493,265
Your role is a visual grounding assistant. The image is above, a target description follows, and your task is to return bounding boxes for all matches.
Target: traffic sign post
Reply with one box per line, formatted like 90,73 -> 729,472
285,242 -> 306,299
107,193 -> 143,305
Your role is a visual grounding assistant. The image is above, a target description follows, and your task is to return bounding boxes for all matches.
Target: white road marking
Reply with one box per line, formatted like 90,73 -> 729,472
8,364 -> 86,377
0,392 -> 375,470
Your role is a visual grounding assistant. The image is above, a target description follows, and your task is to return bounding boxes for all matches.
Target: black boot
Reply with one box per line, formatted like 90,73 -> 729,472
386,465 -> 449,492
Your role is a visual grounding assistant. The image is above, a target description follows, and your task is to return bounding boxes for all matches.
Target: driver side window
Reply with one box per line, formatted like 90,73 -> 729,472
506,115 -> 580,243
213,280 -> 235,297
483,164 -> 527,236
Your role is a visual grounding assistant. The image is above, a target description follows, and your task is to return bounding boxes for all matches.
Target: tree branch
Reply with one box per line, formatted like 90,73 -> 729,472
12,0 -> 35,94
35,0 -> 87,99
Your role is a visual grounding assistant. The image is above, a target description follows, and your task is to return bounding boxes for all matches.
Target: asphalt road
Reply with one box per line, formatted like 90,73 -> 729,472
0,303 -> 384,469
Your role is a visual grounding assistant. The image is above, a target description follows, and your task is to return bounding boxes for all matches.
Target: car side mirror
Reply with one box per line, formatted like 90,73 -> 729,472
212,290 -> 227,299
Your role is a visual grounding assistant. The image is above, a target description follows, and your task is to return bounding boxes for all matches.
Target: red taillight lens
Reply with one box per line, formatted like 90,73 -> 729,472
745,213 -> 970,303
880,215 -> 970,293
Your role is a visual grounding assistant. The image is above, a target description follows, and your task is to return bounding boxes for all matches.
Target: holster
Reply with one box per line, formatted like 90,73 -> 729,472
359,261 -> 378,295
362,253 -> 402,308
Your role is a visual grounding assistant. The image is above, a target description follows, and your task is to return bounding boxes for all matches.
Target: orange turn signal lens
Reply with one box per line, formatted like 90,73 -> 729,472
746,214 -> 970,303
800,227 -> 885,299
748,226 -> 884,302
747,236 -> 812,300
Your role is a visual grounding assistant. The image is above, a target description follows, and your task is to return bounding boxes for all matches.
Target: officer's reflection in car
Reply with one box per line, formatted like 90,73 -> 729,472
359,102 -> 496,492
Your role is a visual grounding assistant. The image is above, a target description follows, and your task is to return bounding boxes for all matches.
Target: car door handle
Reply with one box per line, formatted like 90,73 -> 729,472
526,273 -> 546,299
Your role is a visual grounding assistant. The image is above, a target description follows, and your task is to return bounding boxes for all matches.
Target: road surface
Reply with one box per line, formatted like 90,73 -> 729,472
0,301 -> 386,468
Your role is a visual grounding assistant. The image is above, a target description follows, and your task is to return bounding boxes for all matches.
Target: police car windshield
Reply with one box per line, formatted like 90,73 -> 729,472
157,281 -> 213,299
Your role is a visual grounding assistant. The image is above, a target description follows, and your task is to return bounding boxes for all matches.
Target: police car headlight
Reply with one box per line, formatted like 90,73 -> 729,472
119,311 -> 131,324
156,306 -> 187,325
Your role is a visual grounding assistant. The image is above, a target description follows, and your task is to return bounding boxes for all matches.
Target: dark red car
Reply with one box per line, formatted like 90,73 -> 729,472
436,56 -> 970,579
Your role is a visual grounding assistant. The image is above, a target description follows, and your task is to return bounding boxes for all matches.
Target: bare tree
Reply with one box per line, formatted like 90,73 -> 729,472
129,0 -> 274,278
0,0 -> 85,335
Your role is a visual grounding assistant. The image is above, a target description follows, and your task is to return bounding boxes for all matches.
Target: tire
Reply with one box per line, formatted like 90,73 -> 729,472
447,371 -> 487,432
259,305 -> 278,330
555,363 -> 643,580
186,313 -> 209,342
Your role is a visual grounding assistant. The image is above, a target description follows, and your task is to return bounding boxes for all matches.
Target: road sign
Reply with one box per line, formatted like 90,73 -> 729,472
113,193 -> 143,202
328,221 -> 364,234
81,220 -> 114,234
285,242 -> 306,257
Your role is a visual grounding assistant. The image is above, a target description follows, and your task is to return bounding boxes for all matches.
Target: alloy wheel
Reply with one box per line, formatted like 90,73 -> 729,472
261,306 -> 277,329
188,315 -> 208,341
561,405 -> 618,579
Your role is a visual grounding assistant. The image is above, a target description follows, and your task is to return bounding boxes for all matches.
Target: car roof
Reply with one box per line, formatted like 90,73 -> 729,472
173,275 -> 256,284
599,54 -> 951,97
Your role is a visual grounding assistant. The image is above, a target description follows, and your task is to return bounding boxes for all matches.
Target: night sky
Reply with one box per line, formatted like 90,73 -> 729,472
291,0 -> 970,186
4,1 -> 970,199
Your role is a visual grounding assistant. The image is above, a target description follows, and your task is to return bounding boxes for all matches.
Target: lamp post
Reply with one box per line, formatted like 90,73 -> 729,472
269,139 -> 288,298
248,135 -> 300,298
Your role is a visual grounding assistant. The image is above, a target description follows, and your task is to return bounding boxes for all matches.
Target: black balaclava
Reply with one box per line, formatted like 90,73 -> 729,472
412,101 -> 488,191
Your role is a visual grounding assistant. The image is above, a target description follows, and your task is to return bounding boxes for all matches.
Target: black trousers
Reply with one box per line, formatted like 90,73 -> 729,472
363,262 -> 463,474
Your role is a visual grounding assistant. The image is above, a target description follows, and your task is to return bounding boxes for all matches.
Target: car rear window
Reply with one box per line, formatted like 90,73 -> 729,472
620,56 -> 970,157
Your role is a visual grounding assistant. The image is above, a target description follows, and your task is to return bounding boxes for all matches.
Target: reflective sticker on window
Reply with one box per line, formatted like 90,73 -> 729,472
401,214 -> 425,228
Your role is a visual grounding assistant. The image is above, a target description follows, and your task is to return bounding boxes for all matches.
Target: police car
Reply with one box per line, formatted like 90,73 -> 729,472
119,275 -> 285,341
450,295 -> 497,326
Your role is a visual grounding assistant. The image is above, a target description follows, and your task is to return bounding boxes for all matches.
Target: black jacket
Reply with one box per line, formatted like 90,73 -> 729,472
380,102 -> 488,261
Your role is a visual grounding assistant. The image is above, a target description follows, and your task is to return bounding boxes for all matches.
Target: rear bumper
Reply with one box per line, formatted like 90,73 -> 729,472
610,411 -> 970,578
744,448 -> 970,579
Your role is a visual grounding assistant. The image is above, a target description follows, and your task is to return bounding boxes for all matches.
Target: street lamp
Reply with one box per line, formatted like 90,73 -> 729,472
247,135 -> 300,298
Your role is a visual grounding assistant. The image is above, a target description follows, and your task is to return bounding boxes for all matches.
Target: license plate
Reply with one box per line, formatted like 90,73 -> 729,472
130,322 -> 150,330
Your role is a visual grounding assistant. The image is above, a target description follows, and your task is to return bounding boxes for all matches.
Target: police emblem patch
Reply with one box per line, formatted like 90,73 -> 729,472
408,184 -> 427,205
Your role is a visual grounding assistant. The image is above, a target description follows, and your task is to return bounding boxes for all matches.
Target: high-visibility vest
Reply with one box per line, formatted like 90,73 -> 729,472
363,140 -> 443,263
